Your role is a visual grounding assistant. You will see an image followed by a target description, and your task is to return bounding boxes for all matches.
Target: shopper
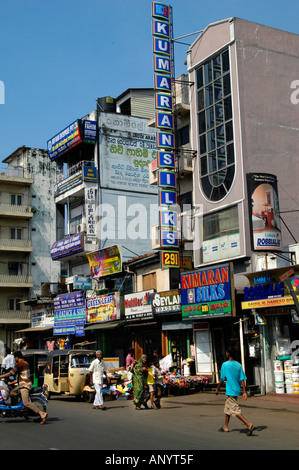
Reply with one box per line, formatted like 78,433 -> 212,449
146,359 -> 156,409
125,348 -> 135,370
130,354 -> 148,410
153,360 -> 164,409
88,350 -> 108,410
1,347 -> 15,373
216,347 -> 254,436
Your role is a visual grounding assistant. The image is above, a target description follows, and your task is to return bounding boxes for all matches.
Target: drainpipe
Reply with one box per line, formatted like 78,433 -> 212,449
260,325 -> 266,395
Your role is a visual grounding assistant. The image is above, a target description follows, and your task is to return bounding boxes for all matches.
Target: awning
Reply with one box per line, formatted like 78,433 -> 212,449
84,320 -> 125,331
15,326 -> 53,333
124,321 -> 157,328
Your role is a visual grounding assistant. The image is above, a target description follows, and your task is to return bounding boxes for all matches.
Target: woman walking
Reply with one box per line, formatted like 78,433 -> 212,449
130,354 -> 148,410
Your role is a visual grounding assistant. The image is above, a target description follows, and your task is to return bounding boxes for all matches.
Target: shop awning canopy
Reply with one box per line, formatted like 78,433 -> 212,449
84,320 -> 125,331
15,326 -> 53,333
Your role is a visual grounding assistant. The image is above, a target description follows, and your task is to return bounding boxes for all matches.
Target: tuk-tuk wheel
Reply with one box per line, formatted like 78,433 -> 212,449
83,391 -> 94,403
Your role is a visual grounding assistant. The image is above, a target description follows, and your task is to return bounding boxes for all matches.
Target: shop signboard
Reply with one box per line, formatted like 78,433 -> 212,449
53,291 -> 86,335
47,119 -> 83,161
151,290 -> 181,314
50,232 -> 85,260
125,290 -> 154,322
86,292 -> 120,323
83,120 -> 97,144
181,264 -> 234,319
246,173 -> 282,251
87,245 -> 122,278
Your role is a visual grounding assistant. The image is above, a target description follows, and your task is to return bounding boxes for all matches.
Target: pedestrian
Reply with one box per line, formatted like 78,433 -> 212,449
88,350 -> 108,410
0,350 -> 48,424
130,354 -> 148,410
125,348 -> 135,370
1,347 -> 15,374
153,360 -> 164,409
216,346 -> 254,435
146,358 -> 156,409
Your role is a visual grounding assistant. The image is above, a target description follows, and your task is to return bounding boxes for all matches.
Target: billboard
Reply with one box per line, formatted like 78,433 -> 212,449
47,120 -> 83,161
50,232 -> 85,260
125,290 -> 154,322
86,292 -> 120,323
181,264 -> 234,319
53,291 -> 86,335
247,173 -> 282,251
87,245 -> 122,278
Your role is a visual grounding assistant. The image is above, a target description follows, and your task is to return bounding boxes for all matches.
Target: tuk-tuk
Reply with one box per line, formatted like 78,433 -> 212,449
22,349 -> 49,388
43,349 -> 96,400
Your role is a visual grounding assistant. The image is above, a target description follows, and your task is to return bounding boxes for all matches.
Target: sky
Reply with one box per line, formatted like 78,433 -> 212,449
0,0 -> 298,168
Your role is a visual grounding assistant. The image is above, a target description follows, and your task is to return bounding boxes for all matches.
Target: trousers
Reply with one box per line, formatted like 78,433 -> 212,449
93,383 -> 104,406
11,387 -> 41,415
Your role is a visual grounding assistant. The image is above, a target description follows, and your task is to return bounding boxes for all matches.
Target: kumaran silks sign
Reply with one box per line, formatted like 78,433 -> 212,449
152,2 -> 179,266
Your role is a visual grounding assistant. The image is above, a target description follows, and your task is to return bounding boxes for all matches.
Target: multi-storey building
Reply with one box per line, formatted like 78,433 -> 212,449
0,147 -> 59,350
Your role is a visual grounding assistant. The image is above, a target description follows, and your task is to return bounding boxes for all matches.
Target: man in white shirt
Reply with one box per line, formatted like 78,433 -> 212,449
88,350 -> 108,410
1,348 -> 15,373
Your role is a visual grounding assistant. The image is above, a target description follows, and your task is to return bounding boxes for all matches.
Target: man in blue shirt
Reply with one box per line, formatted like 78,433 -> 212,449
216,347 -> 254,436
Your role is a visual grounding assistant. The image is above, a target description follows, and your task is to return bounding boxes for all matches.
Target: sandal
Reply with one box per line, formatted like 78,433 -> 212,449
40,413 -> 48,425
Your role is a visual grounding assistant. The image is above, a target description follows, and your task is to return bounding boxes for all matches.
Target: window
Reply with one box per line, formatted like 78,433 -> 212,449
11,194 -> 22,205
10,228 -> 22,240
203,206 -> 239,242
8,262 -> 22,275
9,299 -> 21,310
196,49 -> 235,201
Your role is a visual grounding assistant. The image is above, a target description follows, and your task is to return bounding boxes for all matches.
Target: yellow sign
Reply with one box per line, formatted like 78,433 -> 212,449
242,295 -> 299,310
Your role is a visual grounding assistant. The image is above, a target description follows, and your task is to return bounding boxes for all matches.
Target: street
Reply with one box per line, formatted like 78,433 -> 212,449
1,392 -> 299,454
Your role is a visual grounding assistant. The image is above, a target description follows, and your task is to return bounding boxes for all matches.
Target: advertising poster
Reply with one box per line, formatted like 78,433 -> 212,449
47,120 -> 83,161
125,290 -> 154,322
151,290 -> 181,314
247,173 -> 282,251
181,265 -> 234,319
53,291 -> 86,335
87,245 -> 122,278
86,292 -> 120,323
50,232 -> 85,260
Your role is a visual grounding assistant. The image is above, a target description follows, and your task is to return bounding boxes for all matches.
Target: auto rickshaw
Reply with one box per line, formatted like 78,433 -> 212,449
43,349 -> 96,400
22,349 -> 49,388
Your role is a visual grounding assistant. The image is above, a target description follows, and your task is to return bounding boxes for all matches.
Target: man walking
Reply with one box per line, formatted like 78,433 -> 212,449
89,350 -> 108,410
216,346 -> 254,436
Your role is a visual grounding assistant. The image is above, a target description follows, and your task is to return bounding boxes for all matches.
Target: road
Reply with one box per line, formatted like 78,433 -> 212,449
1,392 -> 299,455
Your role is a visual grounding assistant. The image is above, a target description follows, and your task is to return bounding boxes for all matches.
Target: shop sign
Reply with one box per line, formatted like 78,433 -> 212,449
87,245 -> 122,278
124,290 -> 154,322
151,290 -> 181,314
86,292 -> 120,323
181,265 -> 234,319
73,275 -> 92,290
47,119 -> 83,161
244,282 -> 284,301
53,291 -> 86,335
50,232 -> 85,260
83,120 -> 97,144
246,173 -> 281,251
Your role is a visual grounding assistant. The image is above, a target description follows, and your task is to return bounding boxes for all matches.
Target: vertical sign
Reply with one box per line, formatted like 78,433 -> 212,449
152,2 -> 179,266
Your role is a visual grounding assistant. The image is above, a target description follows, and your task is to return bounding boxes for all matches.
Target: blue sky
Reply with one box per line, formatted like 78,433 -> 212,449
0,0 -> 298,168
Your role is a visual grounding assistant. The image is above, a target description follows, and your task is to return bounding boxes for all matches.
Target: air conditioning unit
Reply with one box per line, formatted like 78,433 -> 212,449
151,225 -> 161,250
180,210 -> 195,242
77,223 -> 86,233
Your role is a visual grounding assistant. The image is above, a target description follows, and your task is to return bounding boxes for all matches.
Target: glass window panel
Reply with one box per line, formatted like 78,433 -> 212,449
224,96 -> 232,120
206,107 -> 214,129
224,164 -> 235,190
200,134 -> 206,154
214,84 -> 223,102
226,143 -> 234,165
197,67 -> 204,88
11,195 -> 16,205
210,184 -> 227,201
201,176 -> 213,199
217,147 -> 226,168
17,195 -> 22,205
204,61 -> 213,84
205,85 -> 214,107
200,156 -> 207,175
226,121 -> 234,142
223,73 -> 231,96
207,130 -> 215,151
208,151 -> 217,173
198,111 -> 206,134
197,89 -> 204,111
215,103 -> 224,123
222,50 -> 229,72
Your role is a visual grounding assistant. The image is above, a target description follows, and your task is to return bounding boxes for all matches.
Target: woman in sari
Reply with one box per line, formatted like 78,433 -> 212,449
130,354 -> 148,410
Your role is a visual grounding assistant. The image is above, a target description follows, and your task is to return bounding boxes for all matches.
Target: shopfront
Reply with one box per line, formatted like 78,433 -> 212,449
241,266 -> 299,393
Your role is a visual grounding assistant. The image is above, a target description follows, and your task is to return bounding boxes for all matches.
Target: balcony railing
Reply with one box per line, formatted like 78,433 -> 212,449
56,160 -> 95,184
0,238 -> 32,250
0,275 -> 33,286
0,203 -> 33,217
0,310 -> 31,323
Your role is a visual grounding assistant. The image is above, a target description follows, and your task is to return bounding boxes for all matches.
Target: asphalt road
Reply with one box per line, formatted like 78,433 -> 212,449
1,392 -> 299,455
